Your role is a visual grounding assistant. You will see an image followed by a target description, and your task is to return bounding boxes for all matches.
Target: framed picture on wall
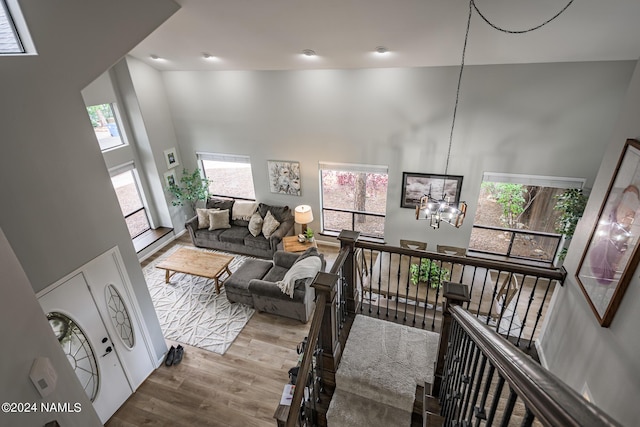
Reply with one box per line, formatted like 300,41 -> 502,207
267,160 -> 301,196
163,170 -> 177,188
164,147 -> 179,169
401,172 -> 463,208
576,139 -> 640,327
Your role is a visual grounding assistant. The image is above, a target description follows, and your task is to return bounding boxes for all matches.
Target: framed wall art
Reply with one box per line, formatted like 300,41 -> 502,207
401,172 -> 463,208
163,170 -> 177,188
576,139 -> 640,327
164,147 -> 179,169
267,160 -> 301,196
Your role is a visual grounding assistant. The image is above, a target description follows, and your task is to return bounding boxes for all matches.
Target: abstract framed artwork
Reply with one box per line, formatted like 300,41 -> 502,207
576,139 -> 640,326
267,160 -> 301,196
401,172 -> 463,209
164,147 -> 179,169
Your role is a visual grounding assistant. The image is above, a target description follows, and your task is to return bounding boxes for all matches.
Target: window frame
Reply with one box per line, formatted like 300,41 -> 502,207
319,161 -> 389,240
0,0 -> 35,55
109,162 -> 152,239
197,152 -> 256,200
87,102 -> 128,152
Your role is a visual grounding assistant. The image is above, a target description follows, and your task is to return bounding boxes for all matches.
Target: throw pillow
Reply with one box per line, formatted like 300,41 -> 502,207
262,211 -> 280,238
276,256 -> 323,298
196,208 -> 219,229
232,200 -> 258,221
248,211 -> 263,237
206,198 -> 234,223
208,209 -> 232,231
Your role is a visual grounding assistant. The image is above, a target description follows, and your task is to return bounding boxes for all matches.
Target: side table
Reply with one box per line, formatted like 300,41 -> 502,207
282,235 -> 317,253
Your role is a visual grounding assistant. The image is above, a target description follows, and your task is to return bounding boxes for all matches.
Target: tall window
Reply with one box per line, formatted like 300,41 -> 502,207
110,164 -> 151,239
86,103 -> 125,151
197,152 -> 256,200
319,162 -> 388,239
470,172 -> 585,261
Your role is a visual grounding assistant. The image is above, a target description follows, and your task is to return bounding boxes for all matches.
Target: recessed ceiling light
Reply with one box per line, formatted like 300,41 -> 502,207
202,53 -> 217,60
302,49 -> 316,57
375,46 -> 389,54
150,54 -> 161,60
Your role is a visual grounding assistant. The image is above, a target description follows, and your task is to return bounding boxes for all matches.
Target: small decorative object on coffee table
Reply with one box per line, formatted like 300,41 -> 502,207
282,235 -> 317,253
155,247 -> 234,294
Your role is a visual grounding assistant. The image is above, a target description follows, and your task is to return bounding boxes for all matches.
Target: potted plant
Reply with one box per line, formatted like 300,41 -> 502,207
554,188 -> 588,262
167,168 -> 211,213
304,227 -> 314,242
409,259 -> 450,289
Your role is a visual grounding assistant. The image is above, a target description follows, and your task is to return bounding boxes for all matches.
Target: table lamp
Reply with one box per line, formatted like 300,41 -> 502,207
294,205 -> 313,233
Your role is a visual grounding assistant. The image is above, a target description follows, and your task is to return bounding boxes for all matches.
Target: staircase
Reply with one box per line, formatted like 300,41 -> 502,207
326,315 -> 442,426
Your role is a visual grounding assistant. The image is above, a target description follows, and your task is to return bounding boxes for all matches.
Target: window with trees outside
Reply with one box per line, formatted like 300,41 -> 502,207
110,165 -> 151,239
469,172 -> 585,262
86,103 -> 125,151
319,162 -> 388,239
198,152 -> 256,200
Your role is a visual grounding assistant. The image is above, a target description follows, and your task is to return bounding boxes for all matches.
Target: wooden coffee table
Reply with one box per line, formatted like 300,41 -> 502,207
155,247 -> 234,294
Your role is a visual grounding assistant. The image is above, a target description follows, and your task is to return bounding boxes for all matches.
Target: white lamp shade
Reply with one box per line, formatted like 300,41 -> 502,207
294,205 -> 314,224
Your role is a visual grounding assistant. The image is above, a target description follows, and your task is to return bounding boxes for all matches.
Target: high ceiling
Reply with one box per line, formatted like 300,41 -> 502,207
128,0 -> 640,72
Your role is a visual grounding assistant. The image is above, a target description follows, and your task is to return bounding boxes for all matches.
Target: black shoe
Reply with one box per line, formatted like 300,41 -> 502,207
173,345 -> 184,365
165,345 -> 176,366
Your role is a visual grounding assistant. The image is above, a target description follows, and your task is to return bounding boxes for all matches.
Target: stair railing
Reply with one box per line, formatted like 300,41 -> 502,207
437,286 -> 621,427
283,231 -> 354,427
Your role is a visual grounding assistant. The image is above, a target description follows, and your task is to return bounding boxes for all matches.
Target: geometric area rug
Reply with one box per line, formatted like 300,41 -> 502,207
143,245 -> 255,355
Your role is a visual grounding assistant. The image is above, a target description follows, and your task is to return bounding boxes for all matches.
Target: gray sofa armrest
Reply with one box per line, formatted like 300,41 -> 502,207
248,278 -> 285,299
185,215 -> 198,240
268,217 -> 295,248
273,251 -> 300,269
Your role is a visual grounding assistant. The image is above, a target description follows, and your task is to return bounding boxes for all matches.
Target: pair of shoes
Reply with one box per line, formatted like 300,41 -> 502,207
173,345 -> 184,365
165,345 -> 176,366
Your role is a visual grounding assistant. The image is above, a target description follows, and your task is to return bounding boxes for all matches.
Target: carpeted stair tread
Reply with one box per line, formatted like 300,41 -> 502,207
326,388 -> 412,427
335,315 -> 440,412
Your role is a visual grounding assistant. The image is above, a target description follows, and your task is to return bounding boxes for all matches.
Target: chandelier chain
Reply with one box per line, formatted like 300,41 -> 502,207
444,0 -> 575,176
472,0 -> 575,34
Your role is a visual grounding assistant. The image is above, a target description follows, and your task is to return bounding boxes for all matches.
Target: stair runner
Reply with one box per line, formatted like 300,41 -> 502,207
326,315 -> 440,426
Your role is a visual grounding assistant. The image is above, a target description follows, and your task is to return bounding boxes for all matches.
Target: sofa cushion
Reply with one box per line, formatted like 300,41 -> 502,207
208,209 -> 231,230
262,265 -> 289,283
244,233 -> 270,251
277,256 -> 323,298
219,226 -> 250,245
258,203 -> 290,223
232,200 -> 258,221
206,197 -> 234,222
196,208 -> 218,229
194,227 -> 226,242
262,211 -> 280,238
248,211 -> 263,237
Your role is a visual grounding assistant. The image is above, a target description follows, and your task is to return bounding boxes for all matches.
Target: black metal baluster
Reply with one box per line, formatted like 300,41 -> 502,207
498,387 -> 517,427
460,343 -> 481,423
520,408 -> 535,427
485,376 -> 505,426
473,364 -> 495,427
528,277 -> 555,350
515,275 -> 538,348
465,353 -> 487,425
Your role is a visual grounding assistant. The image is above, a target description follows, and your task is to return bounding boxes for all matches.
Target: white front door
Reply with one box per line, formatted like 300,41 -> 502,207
39,273 -> 132,424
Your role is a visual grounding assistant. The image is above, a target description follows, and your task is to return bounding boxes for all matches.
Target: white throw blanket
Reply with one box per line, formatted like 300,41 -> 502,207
277,256 -> 323,298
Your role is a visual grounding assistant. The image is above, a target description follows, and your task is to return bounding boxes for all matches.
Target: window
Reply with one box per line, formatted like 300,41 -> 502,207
110,164 -> 151,239
0,0 -> 34,54
319,162 -> 388,239
470,172 -> 585,261
86,103 -> 126,151
197,152 -> 256,200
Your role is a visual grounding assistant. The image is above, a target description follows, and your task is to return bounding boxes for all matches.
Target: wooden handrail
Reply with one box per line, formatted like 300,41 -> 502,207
355,240 -> 566,282
449,306 -> 621,427
285,292 -> 327,427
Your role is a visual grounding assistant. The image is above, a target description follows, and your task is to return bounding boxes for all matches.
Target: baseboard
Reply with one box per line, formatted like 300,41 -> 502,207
138,230 -> 183,263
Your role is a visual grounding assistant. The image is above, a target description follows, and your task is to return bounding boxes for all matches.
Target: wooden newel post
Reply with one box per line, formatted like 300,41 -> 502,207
312,271 -> 340,388
337,230 -> 361,314
432,281 -> 470,397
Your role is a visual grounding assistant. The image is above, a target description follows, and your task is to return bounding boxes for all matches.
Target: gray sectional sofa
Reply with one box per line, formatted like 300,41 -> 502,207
185,197 -> 295,258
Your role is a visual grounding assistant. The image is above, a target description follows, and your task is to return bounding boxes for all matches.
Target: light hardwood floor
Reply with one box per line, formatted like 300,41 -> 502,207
106,237 -> 339,427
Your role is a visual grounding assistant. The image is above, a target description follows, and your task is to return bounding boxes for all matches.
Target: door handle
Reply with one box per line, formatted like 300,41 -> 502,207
101,346 -> 113,357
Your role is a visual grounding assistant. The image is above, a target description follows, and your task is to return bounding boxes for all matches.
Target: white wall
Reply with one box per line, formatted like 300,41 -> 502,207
149,61 -> 633,247
0,0 -> 179,381
540,59 -> 640,426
